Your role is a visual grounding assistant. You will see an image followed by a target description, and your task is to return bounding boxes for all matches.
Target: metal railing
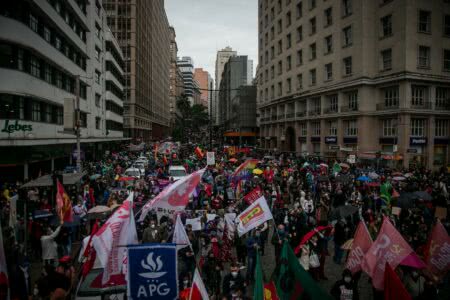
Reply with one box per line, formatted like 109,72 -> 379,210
340,105 -> 359,112
411,101 -> 432,109
376,103 -> 399,110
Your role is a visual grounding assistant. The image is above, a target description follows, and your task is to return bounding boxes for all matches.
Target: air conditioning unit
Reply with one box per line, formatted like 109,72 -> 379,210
64,98 -> 75,131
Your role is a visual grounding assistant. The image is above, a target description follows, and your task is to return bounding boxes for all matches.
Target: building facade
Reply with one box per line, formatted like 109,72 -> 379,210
215,46 -> 237,125
0,0 -> 125,180
194,68 -> 212,108
257,0 -> 450,169
177,56 -> 195,104
103,0 -> 171,141
169,26 -> 178,130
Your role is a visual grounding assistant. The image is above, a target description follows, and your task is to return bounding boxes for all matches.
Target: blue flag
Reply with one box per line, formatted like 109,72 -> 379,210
127,244 -> 178,300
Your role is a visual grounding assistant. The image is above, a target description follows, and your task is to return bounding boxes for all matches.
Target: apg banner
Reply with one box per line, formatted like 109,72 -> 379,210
127,244 -> 178,300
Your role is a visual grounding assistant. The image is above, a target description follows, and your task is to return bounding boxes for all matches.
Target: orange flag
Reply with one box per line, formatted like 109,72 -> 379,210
56,179 -> 73,222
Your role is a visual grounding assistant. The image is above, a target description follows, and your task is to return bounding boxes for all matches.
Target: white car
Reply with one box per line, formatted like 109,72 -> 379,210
124,167 -> 141,178
136,157 -> 149,166
133,163 -> 146,176
168,165 -> 187,181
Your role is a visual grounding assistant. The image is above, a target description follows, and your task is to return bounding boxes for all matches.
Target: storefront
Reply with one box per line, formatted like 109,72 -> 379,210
408,137 -> 427,168
433,138 -> 449,167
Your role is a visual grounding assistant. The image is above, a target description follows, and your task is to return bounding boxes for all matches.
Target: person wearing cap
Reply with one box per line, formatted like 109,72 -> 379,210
330,269 -> 359,300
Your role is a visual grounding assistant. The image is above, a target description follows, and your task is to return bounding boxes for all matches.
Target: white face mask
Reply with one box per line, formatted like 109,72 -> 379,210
344,276 -> 352,283
231,271 -> 238,277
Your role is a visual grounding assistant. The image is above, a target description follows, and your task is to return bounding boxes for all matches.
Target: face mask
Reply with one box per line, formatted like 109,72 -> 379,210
231,271 -> 238,277
183,280 -> 189,285
412,272 -> 419,278
33,288 -> 39,296
344,276 -> 352,283
150,224 -> 155,228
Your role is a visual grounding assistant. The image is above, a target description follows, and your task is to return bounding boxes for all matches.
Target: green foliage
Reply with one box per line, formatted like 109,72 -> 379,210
172,94 -> 209,142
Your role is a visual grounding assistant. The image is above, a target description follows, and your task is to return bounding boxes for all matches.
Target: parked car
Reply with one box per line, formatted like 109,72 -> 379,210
168,165 -> 187,181
124,167 -> 141,179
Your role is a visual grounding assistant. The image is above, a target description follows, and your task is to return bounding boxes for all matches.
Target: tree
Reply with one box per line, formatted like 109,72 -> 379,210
172,94 -> 209,143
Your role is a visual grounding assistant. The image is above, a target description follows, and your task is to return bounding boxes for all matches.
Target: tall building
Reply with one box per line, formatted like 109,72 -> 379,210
219,55 -> 252,128
177,56 -> 197,104
194,68 -> 212,108
169,26 -> 178,130
0,0 -> 125,180
247,59 -> 254,84
103,0 -> 171,141
215,46 -> 237,124
227,85 -> 257,146
257,0 -> 450,169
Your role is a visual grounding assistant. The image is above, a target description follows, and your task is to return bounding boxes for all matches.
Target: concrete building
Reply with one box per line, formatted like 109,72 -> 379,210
0,0 -> 125,180
247,59 -> 254,85
177,56 -> 196,104
169,26 -> 178,130
219,55 -> 252,129
215,46 -> 237,125
194,68 -> 212,108
103,0 -> 171,141
257,0 -> 450,169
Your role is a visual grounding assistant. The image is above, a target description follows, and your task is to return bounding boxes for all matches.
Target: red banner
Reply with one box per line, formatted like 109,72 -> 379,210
346,221 -> 373,274
424,221 -> 450,278
244,186 -> 264,205
362,217 -> 413,290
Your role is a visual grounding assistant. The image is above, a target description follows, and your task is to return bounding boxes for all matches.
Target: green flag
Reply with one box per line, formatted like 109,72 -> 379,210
275,242 -> 332,300
254,252 -> 264,300
380,182 -> 392,206
332,162 -> 342,174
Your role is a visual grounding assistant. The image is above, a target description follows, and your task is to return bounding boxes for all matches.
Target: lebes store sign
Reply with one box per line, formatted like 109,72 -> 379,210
1,120 -> 33,134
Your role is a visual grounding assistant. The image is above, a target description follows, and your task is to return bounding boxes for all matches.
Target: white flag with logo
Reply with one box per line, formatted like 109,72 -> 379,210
92,193 -> 138,284
236,196 -> 273,236
172,214 -> 191,250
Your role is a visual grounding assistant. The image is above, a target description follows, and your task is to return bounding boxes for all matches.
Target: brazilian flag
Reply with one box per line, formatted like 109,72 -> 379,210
274,242 -> 332,300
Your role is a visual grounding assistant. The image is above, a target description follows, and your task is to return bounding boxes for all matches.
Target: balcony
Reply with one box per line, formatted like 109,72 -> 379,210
271,115 -> 277,121
376,103 -> 399,111
308,109 -> 321,116
296,111 -> 306,118
286,113 -> 295,119
324,107 -> 339,114
411,101 -> 432,109
340,105 -> 358,112
277,114 -> 285,120
435,103 -> 450,111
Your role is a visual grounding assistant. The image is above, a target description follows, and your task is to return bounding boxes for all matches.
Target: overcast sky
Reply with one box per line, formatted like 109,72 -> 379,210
165,0 -> 258,82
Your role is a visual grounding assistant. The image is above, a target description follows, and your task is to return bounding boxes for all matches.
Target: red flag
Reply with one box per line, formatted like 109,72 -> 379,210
189,268 -> 209,300
81,220 -> 99,278
346,221 -> 373,274
264,282 -> 280,300
362,217 -> 414,290
195,146 -> 204,159
163,155 -> 168,165
244,186 -> 263,205
56,180 -> 73,222
424,221 -> 450,278
384,263 -> 412,300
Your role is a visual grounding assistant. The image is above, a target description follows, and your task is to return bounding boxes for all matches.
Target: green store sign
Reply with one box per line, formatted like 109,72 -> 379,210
1,120 -> 33,133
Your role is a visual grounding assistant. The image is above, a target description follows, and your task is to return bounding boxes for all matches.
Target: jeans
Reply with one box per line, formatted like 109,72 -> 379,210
334,242 -> 344,264
246,256 -> 256,281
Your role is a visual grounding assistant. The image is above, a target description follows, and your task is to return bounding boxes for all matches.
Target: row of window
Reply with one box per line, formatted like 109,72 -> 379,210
0,4 -> 88,70
0,94 -> 63,125
106,80 -> 124,100
106,61 -> 125,86
106,100 -> 124,116
46,0 -> 87,41
105,41 -> 125,69
0,42 -> 87,99
106,120 -> 123,132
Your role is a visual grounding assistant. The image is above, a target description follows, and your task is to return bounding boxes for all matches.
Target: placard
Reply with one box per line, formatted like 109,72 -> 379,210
206,151 -> 215,165
391,206 -> 401,216
347,154 -> 356,164
435,206 -> 447,220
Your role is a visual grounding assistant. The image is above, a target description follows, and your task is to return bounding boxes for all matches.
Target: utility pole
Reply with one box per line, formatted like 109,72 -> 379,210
75,75 -> 81,173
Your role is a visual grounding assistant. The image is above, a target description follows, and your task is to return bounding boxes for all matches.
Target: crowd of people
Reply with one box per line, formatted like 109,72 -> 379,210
0,143 -> 449,300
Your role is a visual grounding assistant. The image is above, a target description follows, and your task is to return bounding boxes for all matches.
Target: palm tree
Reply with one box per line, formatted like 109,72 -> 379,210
172,94 -> 209,143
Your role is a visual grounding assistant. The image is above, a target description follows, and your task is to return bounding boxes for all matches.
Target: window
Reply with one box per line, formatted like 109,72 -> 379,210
55,72 -> 62,88
95,93 -> 101,107
286,11 -> 292,27
297,49 -> 303,65
381,15 -> 392,37
278,40 -> 283,54
270,65 -> 274,78
343,26 -> 352,47
435,119 -> 449,137
44,65 -> 52,83
286,78 -> 292,93
29,14 -> 38,32
296,26 -> 303,42
343,56 -> 352,75
345,119 -> 358,136
95,70 -> 101,84
411,85 -> 428,106
382,119 -> 397,137
324,35 -> 333,54
329,94 -> 338,112
309,0 -> 316,10
309,69 -> 316,86
300,123 -> 307,136
277,82 -> 282,96
95,23 -> 101,38
265,69 -> 268,81
418,46 -> 430,68
271,7 -> 275,20
347,91 -> 358,110
444,49 -> 450,71
310,17 -> 316,35
17,49 -> 24,71
270,85 -> 274,98
44,26 -> 51,42
325,63 -> 333,80
445,15 -> 450,36
29,56 -> 40,78
329,121 -> 337,135
381,49 -> 392,70
278,60 -> 283,74
436,87 -> 449,108
384,86 -> 399,107
95,117 -> 101,130
297,73 -> 303,90
324,7 -> 333,27
286,33 -> 292,49
270,26 -> 275,40
287,55 -> 292,70
312,121 -> 320,136
418,10 -> 431,33
95,47 -> 101,60
309,43 -> 316,60
55,36 -> 61,50
296,1 -> 303,19
270,46 -> 275,59
277,19 -> 283,33
32,101 -> 40,122
265,51 -> 269,64
410,119 -> 426,136
342,0 -> 352,17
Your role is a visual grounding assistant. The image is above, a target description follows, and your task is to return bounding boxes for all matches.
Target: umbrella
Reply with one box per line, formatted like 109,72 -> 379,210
341,238 -> 354,250
393,176 -> 406,181
357,175 -> 371,182
320,163 -> 328,168
117,176 -> 136,181
90,174 -> 101,180
397,192 -> 415,209
333,205 -> 359,219
302,162 -> 310,168
368,172 -> 379,180
252,168 -> 263,175
412,191 -> 432,201
294,225 -> 333,254
229,158 -> 238,163
87,205 -> 111,214
339,163 -> 350,168
392,172 -> 403,176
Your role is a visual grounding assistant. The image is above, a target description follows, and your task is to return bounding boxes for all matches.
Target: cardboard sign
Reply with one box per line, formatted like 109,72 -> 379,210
347,154 -> 356,164
391,206 -> 401,216
206,151 -> 215,165
435,206 -> 447,220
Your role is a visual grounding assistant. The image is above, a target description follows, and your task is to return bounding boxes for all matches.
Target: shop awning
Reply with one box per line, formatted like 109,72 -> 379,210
21,172 -> 85,188
224,132 -> 256,137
